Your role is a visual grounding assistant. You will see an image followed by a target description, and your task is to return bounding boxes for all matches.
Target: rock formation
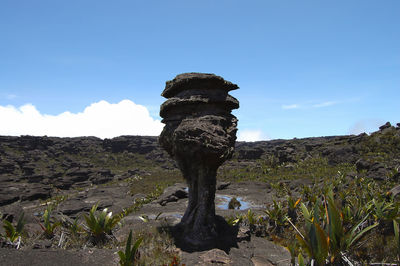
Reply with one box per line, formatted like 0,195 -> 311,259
159,73 -> 239,249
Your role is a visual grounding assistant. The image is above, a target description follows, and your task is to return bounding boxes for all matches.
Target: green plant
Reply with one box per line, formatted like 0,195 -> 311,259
133,226 -> 180,265
341,196 -> 368,229
264,200 -> 288,232
285,241 -> 299,266
370,198 -> 399,222
324,190 -> 378,263
225,215 -> 242,227
84,204 -> 120,243
293,190 -> 379,265
38,207 -> 60,238
118,230 -> 142,266
296,201 -> 328,266
2,213 -> 25,243
69,216 -> 83,236
249,209 -> 260,226
139,212 -> 163,223
287,196 -> 301,223
298,253 -> 305,266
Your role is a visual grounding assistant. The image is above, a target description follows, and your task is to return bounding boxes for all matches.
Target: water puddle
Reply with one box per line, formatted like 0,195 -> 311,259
183,186 -> 256,210
216,195 -> 253,210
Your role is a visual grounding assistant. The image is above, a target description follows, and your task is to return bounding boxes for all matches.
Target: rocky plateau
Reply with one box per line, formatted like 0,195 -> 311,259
0,122 -> 399,265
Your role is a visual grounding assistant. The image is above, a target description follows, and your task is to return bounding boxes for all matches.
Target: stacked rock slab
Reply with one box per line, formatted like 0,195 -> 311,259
159,73 -> 239,250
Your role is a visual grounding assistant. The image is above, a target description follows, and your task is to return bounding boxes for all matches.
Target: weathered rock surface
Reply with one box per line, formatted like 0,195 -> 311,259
0,121 -> 399,264
159,73 -> 239,250
0,122 -> 398,209
157,183 -> 188,206
0,248 -> 118,266
117,181 -> 291,265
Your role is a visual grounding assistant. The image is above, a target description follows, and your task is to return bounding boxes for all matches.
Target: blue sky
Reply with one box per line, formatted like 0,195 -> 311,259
0,1 -> 399,140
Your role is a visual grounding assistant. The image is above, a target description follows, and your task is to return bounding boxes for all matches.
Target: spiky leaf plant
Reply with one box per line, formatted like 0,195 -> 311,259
38,207 -> 61,238
118,230 -> 142,266
84,204 -> 120,243
2,212 -> 25,243
325,190 -> 378,263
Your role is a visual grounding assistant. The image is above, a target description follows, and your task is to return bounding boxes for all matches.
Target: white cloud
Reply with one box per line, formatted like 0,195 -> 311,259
282,104 -> 300,110
312,101 -> 336,108
0,100 -> 163,138
237,129 -> 268,142
282,101 -> 338,110
348,119 -> 386,135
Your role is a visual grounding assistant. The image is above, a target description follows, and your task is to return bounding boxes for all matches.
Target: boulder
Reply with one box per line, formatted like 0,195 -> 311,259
157,183 -> 188,206
379,122 -> 392,130
366,162 -> 388,181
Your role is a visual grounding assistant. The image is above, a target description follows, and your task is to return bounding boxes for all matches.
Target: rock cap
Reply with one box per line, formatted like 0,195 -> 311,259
162,73 -> 239,98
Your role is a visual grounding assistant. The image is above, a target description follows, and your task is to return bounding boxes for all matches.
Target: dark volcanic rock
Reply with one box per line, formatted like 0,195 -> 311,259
0,183 -> 23,206
0,159 -> 17,175
389,185 -> 400,198
21,183 -> 52,201
103,136 -> 158,154
367,162 -> 389,181
237,147 -> 264,160
159,73 -> 239,250
0,182 -> 52,206
275,146 -> 297,163
356,158 -> 371,172
157,183 -> 188,206
89,168 -> 114,184
356,159 -> 389,180
379,122 -> 392,130
322,145 -> 358,165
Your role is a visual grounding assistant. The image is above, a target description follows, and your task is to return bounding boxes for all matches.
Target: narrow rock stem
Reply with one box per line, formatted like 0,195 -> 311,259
181,165 -> 217,247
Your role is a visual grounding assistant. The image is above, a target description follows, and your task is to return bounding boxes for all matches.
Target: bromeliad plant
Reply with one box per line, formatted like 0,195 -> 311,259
118,230 -> 142,266
2,212 -> 25,243
369,198 -> 400,234
38,207 -> 61,238
324,190 -> 378,263
264,200 -> 288,232
287,196 -> 301,223
293,189 -> 378,265
225,215 -> 242,227
84,204 -> 120,243
295,199 -> 328,266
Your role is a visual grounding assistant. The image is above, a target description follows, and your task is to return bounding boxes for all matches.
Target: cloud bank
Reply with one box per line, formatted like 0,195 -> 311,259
0,100 -> 163,139
237,130 -> 268,142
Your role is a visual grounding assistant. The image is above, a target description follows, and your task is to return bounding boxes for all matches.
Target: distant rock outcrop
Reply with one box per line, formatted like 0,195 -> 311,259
0,122 -> 399,209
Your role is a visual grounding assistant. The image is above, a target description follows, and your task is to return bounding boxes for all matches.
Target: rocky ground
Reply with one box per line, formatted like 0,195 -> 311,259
0,122 -> 399,265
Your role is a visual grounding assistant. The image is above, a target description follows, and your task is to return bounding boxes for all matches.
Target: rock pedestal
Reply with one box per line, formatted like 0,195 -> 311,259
159,73 -> 239,250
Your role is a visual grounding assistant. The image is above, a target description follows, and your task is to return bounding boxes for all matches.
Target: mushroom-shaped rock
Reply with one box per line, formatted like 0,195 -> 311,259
159,73 -> 239,250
